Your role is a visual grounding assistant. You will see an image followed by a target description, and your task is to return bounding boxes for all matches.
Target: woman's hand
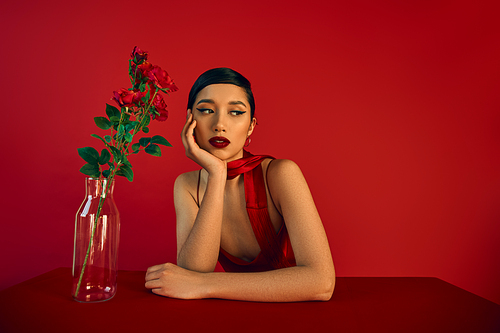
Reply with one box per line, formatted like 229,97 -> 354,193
145,263 -> 206,300
181,109 -> 227,178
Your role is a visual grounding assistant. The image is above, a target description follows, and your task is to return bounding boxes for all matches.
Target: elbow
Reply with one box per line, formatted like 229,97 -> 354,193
317,276 -> 335,301
177,260 -> 216,273
177,254 -> 217,273
313,269 -> 336,301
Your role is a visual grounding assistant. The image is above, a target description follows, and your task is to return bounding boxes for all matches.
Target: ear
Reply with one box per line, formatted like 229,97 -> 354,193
247,117 -> 257,137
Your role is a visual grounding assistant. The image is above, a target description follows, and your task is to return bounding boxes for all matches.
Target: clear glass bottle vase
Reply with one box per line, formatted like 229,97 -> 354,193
72,177 -> 120,302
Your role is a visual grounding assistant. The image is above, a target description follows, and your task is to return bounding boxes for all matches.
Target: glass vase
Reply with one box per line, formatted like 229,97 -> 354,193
72,177 -> 120,302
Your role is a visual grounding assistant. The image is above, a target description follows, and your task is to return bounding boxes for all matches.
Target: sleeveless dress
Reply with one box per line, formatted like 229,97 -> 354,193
196,152 -> 296,272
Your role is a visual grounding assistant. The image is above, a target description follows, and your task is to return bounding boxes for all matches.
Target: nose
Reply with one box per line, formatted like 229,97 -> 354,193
213,112 -> 226,133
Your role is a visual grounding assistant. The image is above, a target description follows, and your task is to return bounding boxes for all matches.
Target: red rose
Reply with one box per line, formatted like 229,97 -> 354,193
112,88 -> 143,108
131,61 -> 153,81
130,46 -> 148,64
147,65 -> 179,92
152,94 -> 168,121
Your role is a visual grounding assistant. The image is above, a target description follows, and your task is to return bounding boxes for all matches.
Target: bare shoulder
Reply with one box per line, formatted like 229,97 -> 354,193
174,170 -> 200,194
265,158 -> 304,180
264,158 -> 309,207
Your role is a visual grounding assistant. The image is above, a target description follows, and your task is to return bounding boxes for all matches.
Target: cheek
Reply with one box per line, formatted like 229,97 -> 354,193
193,126 -> 202,141
193,119 -> 211,142
234,125 -> 251,143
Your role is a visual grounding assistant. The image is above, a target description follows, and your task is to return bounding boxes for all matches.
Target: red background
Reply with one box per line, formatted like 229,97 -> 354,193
1,0 -> 499,304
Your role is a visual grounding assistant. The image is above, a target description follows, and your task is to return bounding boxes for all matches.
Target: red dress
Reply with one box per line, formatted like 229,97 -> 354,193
196,151 -> 296,272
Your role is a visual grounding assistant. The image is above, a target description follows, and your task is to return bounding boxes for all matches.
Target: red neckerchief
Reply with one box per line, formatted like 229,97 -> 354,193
226,150 -> 291,269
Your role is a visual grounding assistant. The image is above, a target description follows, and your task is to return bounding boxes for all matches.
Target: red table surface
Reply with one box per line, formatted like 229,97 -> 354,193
0,268 -> 498,333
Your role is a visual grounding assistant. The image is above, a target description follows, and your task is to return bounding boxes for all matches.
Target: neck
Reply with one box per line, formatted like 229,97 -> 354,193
224,149 -> 245,163
225,174 -> 243,190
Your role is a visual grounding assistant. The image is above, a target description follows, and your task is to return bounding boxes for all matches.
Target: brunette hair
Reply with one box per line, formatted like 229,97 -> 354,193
187,68 -> 255,119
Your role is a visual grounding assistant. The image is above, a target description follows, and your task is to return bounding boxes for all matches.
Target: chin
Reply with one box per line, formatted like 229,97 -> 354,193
208,148 -> 243,162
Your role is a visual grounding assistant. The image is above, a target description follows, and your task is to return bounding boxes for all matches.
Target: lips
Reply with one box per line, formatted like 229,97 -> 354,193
209,136 -> 230,148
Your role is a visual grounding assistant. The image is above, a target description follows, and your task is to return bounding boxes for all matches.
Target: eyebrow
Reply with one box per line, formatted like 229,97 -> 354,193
196,99 -> 214,105
229,101 -> 247,107
196,99 -> 247,107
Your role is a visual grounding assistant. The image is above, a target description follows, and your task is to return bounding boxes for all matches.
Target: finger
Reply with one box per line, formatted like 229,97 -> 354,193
188,120 -> 197,140
145,279 -> 160,289
186,109 -> 194,128
181,115 -> 196,146
145,270 -> 159,282
145,264 -> 166,281
151,288 -> 164,296
146,263 -> 165,274
181,112 -> 193,137
182,120 -> 198,150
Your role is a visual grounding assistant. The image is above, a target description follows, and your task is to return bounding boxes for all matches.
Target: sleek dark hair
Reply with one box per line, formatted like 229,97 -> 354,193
187,67 -> 255,119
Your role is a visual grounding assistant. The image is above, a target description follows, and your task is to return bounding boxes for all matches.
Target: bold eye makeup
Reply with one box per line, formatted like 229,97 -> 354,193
230,111 -> 246,116
196,108 -> 213,114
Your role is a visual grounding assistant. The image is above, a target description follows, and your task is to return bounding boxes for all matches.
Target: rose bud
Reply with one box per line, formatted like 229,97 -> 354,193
130,46 -> 148,64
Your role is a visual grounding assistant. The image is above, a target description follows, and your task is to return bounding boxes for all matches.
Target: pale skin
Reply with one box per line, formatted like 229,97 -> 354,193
145,84 -> 335,302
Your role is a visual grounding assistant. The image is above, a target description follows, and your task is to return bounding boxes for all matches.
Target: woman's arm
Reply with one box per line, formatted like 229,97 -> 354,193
266,158 -> 335,299
175,109 -> 227,272
146,159 -> 335,301
175,171 -> 225,272
146,263 -> 333,302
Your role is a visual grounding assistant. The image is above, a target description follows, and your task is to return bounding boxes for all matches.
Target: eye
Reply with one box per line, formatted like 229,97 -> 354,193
196,108 -> 213,114
230,111 -> 246,116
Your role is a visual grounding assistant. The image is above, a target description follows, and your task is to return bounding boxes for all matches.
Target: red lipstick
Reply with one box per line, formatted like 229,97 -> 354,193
209,136 -> 230,148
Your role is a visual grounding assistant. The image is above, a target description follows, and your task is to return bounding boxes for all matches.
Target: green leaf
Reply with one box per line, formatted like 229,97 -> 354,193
79,163 -> 100,177
99,149 -> 111,165
128,59 -> 134,74
125,133 -> 133,142
131,143 -> 140,152
143,90 -> 151,105
102,169 -> 111,178
122,154 -> 132,168
94,117 -> 112,130
139,137 -> 151,147
142,126 -> 149,133
90,134 -> 107,145
151,107 -> 159,117
125,121 -> 138,133
144,114 -> 151,126
151,135 -> 172,147
110,116 -> 120,122
104,135 -> 112,143
118,124 -> 125,136
105,104 -> 120,119
77,147 -> 99,164
119,164 -> 134,182
145,143 -> 161,157
109,146 -> 122,163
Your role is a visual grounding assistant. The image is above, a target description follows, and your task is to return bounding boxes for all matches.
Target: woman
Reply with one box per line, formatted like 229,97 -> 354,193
145,68 -> 335,301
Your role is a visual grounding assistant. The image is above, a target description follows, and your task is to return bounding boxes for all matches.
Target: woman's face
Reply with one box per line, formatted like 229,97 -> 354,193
192,84 -> 256,162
